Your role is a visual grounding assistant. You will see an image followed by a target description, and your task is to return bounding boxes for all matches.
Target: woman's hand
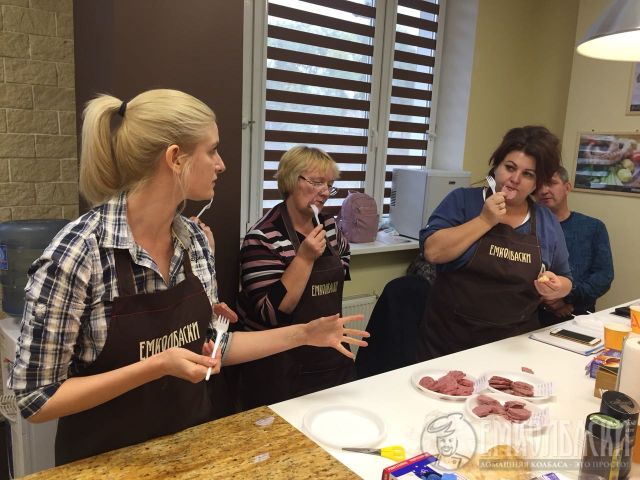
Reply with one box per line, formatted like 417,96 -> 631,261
156,346 -> 220,382
190,216 -> 214,251
479,191 -> 507,226
26,345 -> 221,423
303,314 -> 370,359
534,271 -> 565,300
298,224 -> 326,263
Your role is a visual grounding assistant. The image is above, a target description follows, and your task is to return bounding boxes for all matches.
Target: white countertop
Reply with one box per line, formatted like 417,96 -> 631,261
271,305 -> 640,479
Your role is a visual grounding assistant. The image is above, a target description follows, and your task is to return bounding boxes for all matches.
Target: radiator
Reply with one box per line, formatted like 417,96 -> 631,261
342,294 -> 377,357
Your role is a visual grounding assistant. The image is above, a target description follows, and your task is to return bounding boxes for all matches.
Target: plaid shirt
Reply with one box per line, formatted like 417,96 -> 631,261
9,193 -> 230,419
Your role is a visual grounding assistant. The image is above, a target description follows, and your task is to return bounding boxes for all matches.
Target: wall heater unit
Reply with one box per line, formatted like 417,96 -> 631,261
341,294 -> 377,357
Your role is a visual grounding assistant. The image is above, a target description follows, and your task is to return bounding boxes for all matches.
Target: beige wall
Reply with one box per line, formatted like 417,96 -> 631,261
343,249 -> 418,299
561,0 -> 640,309
0,0 -> 78,221
464,0 -> 579,183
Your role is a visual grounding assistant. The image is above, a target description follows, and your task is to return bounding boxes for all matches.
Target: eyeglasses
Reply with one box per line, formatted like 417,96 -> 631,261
298,175 -> 338,197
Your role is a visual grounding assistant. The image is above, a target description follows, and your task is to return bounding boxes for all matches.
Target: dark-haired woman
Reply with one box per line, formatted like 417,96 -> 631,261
416,125 -> 572,360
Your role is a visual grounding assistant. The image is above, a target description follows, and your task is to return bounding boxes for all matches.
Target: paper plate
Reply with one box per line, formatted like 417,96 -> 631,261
465,392 -> 549,433
482,370 -> 553,401
411,369 -> 478,401
302,405 -> 387,449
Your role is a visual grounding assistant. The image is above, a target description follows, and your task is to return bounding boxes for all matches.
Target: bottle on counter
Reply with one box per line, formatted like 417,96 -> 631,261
616,332 -> 640,468
599,390 -> 639,480
578,413 -> 624,480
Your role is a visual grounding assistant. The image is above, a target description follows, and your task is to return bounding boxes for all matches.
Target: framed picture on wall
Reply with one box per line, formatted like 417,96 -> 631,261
573,132 -> 640,196
627,63 -> 640,115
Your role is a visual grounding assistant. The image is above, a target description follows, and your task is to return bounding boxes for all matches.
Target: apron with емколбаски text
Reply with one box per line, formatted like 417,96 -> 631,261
55,248 -> 214,465
416,197 -> 543,360
238,203 -> 355,409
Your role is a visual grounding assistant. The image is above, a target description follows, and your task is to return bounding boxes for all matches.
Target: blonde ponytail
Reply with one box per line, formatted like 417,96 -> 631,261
79,89 -> 216,206
79,95 -> 123,205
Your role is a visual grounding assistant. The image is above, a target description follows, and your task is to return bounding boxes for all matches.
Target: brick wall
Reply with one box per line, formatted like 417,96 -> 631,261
0,0 -> 78,222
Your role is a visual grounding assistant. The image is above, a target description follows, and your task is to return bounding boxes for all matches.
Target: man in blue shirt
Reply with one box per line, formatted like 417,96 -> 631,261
536,166 -> 614,326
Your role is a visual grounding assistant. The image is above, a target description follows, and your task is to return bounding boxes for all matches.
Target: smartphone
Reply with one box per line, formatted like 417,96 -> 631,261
549,327 -> 600,345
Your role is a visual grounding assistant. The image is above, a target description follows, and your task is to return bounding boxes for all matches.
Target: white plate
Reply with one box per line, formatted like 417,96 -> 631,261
483,370 -> 553,401
302,404 -> 387,449
411,369 -> 478,401
465,392 -> 549,432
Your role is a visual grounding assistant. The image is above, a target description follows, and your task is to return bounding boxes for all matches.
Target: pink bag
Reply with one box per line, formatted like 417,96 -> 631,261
336,191 -> 379,243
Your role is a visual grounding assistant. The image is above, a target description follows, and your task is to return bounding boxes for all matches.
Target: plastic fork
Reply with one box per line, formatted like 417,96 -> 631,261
342,445 -> 406,462
539,262 -> 547,277
205,315 -> 229,380
485,175 -> 497,195
310,203 -> 320,227
196,197 -> 214,219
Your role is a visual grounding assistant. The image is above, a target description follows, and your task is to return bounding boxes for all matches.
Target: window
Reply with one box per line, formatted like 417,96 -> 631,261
242,0 -> 443,230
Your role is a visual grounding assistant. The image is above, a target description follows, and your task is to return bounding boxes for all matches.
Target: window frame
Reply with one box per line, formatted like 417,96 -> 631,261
241,0 -> 448,235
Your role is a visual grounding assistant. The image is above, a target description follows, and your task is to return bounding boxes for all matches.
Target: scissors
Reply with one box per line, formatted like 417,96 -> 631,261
342,445 -> 406,462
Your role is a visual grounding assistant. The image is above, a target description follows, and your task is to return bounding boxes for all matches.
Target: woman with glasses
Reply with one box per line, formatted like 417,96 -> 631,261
237,145 -> 354,409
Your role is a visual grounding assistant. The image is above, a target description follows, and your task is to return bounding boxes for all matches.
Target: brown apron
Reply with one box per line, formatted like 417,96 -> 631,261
416,199 -> 542,360
55,248 -> 214,465
239,204 -> 355,409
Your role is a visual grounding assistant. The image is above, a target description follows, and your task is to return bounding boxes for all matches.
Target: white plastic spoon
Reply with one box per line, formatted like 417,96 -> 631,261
310,204 -> 320,227
196,197 -> 214,219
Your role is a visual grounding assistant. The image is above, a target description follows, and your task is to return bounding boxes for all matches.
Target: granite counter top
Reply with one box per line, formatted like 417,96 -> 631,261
23,406 -> 359,479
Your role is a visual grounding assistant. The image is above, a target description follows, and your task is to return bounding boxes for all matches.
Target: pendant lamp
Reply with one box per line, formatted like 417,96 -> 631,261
576,0 -> 640,61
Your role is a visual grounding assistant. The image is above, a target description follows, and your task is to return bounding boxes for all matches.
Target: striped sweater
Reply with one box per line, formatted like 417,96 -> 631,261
238,202 -> 350,330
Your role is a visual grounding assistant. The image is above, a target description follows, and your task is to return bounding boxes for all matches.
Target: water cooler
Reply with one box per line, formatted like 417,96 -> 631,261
0,220 -> 68,477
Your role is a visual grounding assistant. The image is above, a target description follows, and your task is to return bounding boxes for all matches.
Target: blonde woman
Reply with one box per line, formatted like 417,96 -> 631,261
9,90 -> 367,465
237,145 -> 353,409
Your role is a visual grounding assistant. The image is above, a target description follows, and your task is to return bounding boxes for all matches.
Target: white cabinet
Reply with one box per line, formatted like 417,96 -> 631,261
0,316 -> 56,478
390,168 -> 471,239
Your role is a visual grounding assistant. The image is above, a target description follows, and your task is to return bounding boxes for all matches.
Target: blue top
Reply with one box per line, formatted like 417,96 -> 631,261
419,187 -> 572,279
561,211 -> 613,312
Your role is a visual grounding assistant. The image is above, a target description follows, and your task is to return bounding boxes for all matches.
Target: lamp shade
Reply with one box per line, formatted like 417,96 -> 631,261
576,0 -> 640,61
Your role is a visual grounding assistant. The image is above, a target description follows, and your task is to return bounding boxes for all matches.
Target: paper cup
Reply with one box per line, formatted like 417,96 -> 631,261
604,323 -> 632,351
631,305 -> 640,334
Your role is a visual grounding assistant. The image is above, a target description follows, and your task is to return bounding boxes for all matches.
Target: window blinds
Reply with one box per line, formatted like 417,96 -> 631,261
263,0 -> 440,216
383,0 -> 439,213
